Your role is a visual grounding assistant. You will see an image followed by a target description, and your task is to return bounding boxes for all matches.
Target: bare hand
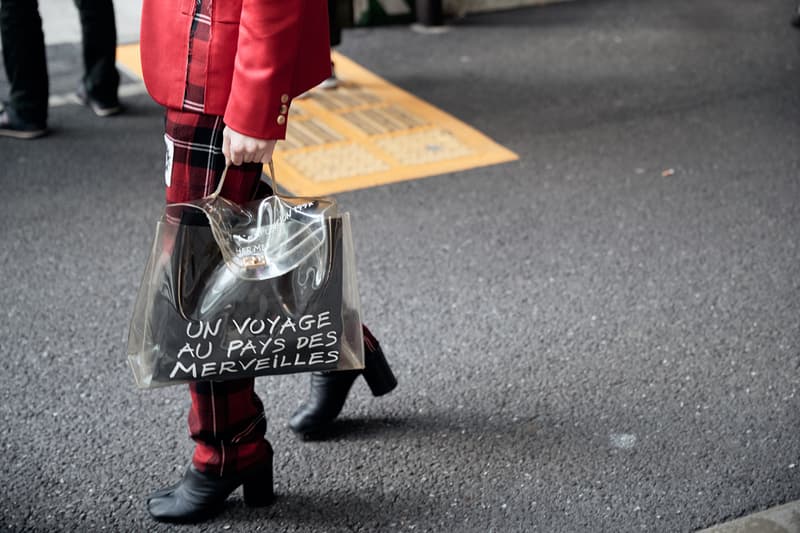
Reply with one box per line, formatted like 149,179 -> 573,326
222,126 -> 277,166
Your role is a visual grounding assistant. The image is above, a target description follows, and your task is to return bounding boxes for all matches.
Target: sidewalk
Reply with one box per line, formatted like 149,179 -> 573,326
701,502 -> 800,533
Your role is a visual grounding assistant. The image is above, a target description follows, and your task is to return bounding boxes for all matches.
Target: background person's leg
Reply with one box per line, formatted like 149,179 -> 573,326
328,0 -> 341,47
73,0 -> 120,114
317,0 -> 340,89
0,0 -> 48,128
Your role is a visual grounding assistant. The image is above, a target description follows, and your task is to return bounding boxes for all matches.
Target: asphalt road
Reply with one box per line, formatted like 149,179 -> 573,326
1,0 -> 798,531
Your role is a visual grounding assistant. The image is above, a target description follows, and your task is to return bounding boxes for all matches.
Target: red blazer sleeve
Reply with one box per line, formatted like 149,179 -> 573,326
140,0 -> 191,112
223,0 -> 330,140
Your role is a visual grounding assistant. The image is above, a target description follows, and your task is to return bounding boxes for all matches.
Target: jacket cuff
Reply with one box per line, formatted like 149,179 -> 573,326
224,93 -> 291,140
222,0 -> 301,140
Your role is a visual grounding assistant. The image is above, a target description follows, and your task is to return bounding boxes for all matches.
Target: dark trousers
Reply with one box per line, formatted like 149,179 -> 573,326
0,0 -> 119,125
329,0 -> 341,47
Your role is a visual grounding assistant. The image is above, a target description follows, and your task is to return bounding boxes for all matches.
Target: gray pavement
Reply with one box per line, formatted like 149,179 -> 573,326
1,0 -> 799,531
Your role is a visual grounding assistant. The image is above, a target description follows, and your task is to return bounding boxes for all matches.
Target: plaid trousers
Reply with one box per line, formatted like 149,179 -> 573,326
163,0 -> 273,477
164,109 -> 382,475
165,109 -> 271,476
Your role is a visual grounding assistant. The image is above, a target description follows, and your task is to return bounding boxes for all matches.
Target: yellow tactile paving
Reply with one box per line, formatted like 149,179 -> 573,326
117,43 -> 143,79
284,143 -> 390,181
116,45 -> 517,196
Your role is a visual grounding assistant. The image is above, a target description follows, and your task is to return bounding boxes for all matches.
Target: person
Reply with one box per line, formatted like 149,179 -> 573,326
139,0 -> 397,523
321,0 -> 343,89
0,0 -> 122,139
296,0 -> 342,99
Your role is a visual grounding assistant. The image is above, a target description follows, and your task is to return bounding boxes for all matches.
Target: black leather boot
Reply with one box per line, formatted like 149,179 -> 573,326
147,456 -> 274,523
289,330 -> 397,438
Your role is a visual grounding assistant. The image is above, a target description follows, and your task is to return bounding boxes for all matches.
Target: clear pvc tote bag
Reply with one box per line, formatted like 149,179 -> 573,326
127,164 -> 364,388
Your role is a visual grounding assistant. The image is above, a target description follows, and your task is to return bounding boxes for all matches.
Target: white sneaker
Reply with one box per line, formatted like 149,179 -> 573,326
318,71 -> 339,90
296,62 -> 338,99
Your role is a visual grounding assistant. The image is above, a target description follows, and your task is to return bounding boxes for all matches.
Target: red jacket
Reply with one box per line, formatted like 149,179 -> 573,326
140,0 -> 331,139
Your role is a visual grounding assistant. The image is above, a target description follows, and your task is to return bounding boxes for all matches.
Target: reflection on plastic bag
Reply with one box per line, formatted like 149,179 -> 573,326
189,193 -> 337,281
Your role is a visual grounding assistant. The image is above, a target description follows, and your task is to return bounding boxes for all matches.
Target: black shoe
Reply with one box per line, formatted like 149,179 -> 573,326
289,328 -> 397,438
76,84 -> 123,117
147,457 -> 274,523
0,109 -> 47,139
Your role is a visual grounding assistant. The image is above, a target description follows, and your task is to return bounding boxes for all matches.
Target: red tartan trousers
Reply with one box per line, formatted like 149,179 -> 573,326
164,109 -> 271,476
164,109 -> 380,476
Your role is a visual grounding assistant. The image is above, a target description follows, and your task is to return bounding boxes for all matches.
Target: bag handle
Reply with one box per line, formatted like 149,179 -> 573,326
211,160 -> 278,198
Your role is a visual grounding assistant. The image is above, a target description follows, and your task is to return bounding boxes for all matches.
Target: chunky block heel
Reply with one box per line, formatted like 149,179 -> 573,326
242,458 -> 274,507
147,457 -> 275,523
362,345 -> 397,397
242,465 -> 275,507
289,326 -> 396,437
